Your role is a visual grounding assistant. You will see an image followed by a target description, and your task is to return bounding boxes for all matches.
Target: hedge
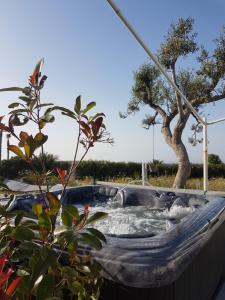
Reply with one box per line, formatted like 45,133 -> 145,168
1,158 -> 225,180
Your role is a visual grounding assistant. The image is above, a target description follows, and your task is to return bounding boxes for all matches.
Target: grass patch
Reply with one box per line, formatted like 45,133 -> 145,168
107,176 -> 225,191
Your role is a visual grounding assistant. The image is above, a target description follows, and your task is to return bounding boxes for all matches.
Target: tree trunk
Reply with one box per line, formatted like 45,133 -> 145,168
172,142 -> 191,188
161,122 -> 191,189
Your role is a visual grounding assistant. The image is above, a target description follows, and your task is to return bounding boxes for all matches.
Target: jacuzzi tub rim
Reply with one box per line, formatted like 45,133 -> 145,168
85,197 -> 225,288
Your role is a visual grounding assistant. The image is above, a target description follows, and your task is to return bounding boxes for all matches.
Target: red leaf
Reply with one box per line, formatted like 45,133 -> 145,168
81,128 -> 89,138
19,131 -> 29,142
84,204 -> 90,215
78,121 -> 90,133
6,277 -> 22,297
8,115 -> 15,134
95,117 -> 103,129
0,268 -> 13,286
30,59 -> 44,86
92,117 -> 103,136
0,257 -> 7,273
0,116 -> 10,132
0,124 -> 10,132
30,70 -> 39,86
56,167 -> 66,185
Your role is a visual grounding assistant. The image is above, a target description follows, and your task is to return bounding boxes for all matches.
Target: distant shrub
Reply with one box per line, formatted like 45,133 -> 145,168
0,156 -> 71,180
1,158 -> 225,180
208,153 -> 223,165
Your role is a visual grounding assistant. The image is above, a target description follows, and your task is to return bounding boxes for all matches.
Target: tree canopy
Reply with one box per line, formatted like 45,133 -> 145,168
122,17 -> 225,188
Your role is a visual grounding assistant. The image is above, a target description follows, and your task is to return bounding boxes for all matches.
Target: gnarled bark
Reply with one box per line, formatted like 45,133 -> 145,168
161,114 -> 191,189
172,142 -> 191,188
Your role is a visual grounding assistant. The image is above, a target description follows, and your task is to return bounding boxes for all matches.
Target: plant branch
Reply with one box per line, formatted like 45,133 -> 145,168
170,65 -> 184,118
61,123 -> 82,196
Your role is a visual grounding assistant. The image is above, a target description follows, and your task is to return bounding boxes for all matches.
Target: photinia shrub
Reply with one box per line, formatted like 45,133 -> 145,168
0,59 -> 113,299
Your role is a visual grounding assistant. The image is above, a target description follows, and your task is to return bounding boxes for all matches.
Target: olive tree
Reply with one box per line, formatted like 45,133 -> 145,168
122,18 -> 225,188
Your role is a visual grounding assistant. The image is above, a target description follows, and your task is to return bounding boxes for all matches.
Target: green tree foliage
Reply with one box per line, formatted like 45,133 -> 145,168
122,18 -> 225,188
208,153 -> 223,165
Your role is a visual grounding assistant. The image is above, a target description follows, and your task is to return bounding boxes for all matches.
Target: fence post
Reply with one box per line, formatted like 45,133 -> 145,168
142,163 -> 147,186
0,130 -> 2,163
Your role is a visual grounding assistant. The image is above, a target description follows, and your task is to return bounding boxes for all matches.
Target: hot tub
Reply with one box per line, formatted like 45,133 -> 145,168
7,184 -> 225,300
72,185 -> 225,300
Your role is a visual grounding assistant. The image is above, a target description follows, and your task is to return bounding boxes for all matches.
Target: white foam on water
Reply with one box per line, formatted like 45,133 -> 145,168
89,206 -> 167,235
88,204 -> 197,236
57,200 -> 198,236
165,205 -> 196,219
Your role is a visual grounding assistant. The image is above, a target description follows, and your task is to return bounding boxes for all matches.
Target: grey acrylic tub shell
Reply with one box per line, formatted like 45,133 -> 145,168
5,184 -> 225,290
90,196 -> 225,288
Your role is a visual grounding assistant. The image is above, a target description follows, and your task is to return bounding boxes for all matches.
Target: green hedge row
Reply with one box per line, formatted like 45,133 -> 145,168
76,160 -> 142,180
76,161 -> 225,179
1,158 -> 225,180
0,157 -> 70,179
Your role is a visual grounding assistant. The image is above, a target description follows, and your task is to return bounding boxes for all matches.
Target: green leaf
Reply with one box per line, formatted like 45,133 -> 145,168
19,96 -> 32,103
11,114 -> 29,126
0,205 -> 6,216
9,108 -> 29,115
35,103 -> 54,109
89,112 -> 105,122
24,137 -> 33,158
54,225 -> 68,235
29,99 -> 38,111
29,247 -> 56,289
8,102 -> 20,109
63,229 -> 77,244
61,205 -> 80,228
36,274 -> 54,300
12,225 -> 35,241
38,211 -> 52,231
34,132 -> 48,147
68,280 -> 84,295
0,87 -> 24,92
22,219 -> 39,230
86,228 -> 107,243
79,232 -> 102,250
14,212 -> 24,226
86,212 -> 108,225
19,241 -> 41,256
38,120 -> 46,129
61,209 -> 73,227
8,145 -> 25,159
63,205 -> 79,219
46,106 -> 75,119
82,101 -> 96,115
46,192 -> 60,209
74,95 -> 81,114
40,114 -> 55,123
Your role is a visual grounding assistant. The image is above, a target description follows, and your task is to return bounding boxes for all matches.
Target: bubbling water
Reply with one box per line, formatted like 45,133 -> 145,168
88,203 -> 196,236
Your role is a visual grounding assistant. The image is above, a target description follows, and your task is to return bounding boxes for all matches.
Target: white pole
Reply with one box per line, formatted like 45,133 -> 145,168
106,0 -> 206,125
142,163 -> 147,186
106,1 -> 225,125
106,0 -> 225,192
203,118 -> 208,192
0,130 -> 2,163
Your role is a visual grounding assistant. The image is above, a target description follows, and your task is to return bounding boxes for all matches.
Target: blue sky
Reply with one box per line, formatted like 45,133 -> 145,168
0,0 -> 225,163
